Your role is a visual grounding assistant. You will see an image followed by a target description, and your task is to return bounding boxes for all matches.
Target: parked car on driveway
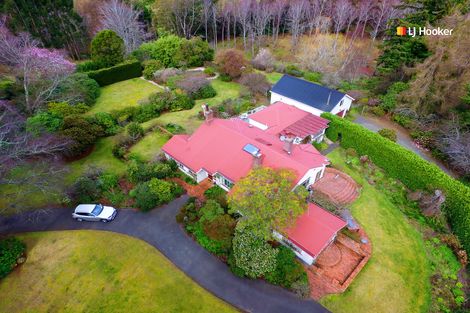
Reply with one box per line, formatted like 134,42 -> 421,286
72,204 -> 117,222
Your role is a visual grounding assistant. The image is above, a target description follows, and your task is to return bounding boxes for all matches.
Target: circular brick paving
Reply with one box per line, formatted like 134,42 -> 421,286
316,242 -> 342,267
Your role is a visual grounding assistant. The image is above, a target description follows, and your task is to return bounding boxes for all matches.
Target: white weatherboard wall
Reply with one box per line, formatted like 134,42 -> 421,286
296,166 -> 326,188
271,92 -> 353,117
273,231 -> 315,265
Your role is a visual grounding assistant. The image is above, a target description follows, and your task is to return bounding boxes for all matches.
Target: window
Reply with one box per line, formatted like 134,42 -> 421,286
223,178 -> 233,189
91,204 -> 103,216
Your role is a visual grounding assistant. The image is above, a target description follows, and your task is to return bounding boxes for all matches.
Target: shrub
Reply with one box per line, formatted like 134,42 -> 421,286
323,113 -> 470,254
176,37 -> 214,67
291,278 -> 311,299
219,74 -> 232,82
393,113 -> 413,128
0,77 -> 14,100
153,163 -> 173,179
71,176 -> 102,203
76,60 -> 105,72
132,182 -> 159,211
371,106 -> 385,116
285,64 -> 303,77
169,91 -> 194,111
198,200 -> 224,222
61,115 -> 104,156
204,186 -> 227,208
227,250 -> 246,277
127,122 -> 144,141
164,123 -> 185,134
187,222 -> 228,255
47,102 -> 90,117
239,73 -> 270,96
153,68 -> 183,84
0,237 -> 26,279
378,128 -> 397,142
252,48 -> 275,71
139,35 -> 183,68
215,49 -> 247,79
303,71 -> 322,83
142,60 -> 163,80
55,73 -> 101,106
87,60 -> 143,87
98,173 -> 119,191
92,112 -> 120,136
91,30 -> 125,67
26,112 -> 63,135
378,82 -> 409,112
232,227 -> 278,278
175,75 -> 216,99
202,214 -> 236,250
265,246 -> 307,288
148,178 -> 174,204
204,66 -> 216,76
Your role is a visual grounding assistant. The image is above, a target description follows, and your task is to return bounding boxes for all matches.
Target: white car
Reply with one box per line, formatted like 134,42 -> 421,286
72,204 -> 117,222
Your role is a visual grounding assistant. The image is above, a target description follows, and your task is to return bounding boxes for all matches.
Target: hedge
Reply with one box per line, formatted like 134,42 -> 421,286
86,60 -> 142,86
322,113 -> 470,253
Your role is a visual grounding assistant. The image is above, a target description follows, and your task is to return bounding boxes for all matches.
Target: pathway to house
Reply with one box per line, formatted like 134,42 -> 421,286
0,196 -> 329,313
354,115 -> 458,177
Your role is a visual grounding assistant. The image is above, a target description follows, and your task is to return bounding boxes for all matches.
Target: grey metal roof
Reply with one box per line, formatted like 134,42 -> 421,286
271,75 -> 346,112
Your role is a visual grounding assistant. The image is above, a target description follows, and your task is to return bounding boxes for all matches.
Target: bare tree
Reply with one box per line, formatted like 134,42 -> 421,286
332,0 -> 354,52
236,0 -> 252,50
288,0 -> 308,49
252,0 -> 272,51
439,116 -> 470,175
202,0 -> 213,42
99,0 -> 144,55
270,0 -> 287,45
356,0 -> 374,38
370,0 -> 402,41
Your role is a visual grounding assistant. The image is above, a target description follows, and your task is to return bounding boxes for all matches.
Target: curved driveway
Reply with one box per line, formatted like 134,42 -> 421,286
0,195 -> 330,313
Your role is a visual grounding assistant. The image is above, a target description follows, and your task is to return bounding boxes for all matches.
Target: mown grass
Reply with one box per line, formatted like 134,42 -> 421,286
141,78 -> 241,133
128,130 -> 171,161
0,231 -> 237,313
87,78 -> 161,114
320,149 -> 431,313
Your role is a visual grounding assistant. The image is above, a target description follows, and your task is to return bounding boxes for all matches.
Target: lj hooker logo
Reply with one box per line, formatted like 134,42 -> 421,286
397,26 -> 453,37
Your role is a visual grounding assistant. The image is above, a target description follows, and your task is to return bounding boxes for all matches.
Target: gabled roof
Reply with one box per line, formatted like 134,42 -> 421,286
162,118 -> 328,183
271,75 -> 347,112
285,203 -> 347,258
248,102 -> 329,138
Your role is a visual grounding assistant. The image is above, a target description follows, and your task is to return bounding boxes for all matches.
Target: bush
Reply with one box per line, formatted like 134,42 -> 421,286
142,60 -> 163,80
92,112 -> 120,136
204,66 -> 216,76
371,106 -> 385,116
215,49 -> 247,79
148,178 -> 175,203
303,71 -> 322,83
138,90 -> 194,120
127,122 -> 144,141
71,176 -> 102,203
393,113 -> 413,128
285,64 -> 303,77
132,182 -> 159,211
55,73 -> 101,106
87,60 -> 143,87
187,222 -> 228,255
378,128 -> 397,142
219,74 -> 232,82
165,123 -> 185,134
0,78 -> 14,100
91,30 -> 125,67
48,102 -> 90,117
61,115 -> 104,156
323,113 -> 470,254
204,186 -> 227,208
153,68 -> 183,84
175,75 -> 216,99
0,237 -> 26,279
251,48 -> 275,71
139,35 -> 184,68
153,163 -> 173,179
232,227 -> 278,279
76,60 -> 105,72
265,246 -> 307,288
227,250 -> 246,277
98,173 -> 119,191
176,37 -> 214,67
26,112 -> 63,135
198,200 -> 224,222
291,278 -> 311,299
239,73 -> 270,96
378,82 -> 409,112
202,214 -> 236,251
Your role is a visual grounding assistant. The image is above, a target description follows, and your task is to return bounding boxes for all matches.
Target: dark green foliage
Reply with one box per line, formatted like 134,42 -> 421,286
126,122 -> 144,140
285,64 -> 303,77
378,128 -> 397,142
3,0 -> 88,59
198,200 -> 224,222
98,173 -> 119,192
164,123 -> 185,134
132,178 -> 183,211
187,222 -> 229,255
86,60 -> 143,87
204,186 -> 227,208
26,112 -> 63,135
61,115 -> 104,156
55,73 -> 100,106
76,60 -> 106,73
92,112 -> 120,136
127,159 -> 174,183
191,84 -> 217,100
71,176 -> 102,203
303,71 -> 322,83
47,102 -> 90,117
379,82 -> 409,111
0,237 -> 26,279
265,246 -> 307,289
227,250 -> 246,277
132,182 -> 159,212
323,113 -> 470,253
0,78 -> 14,100
91,30 -> 125,67
153,163 -> 173,179
136,90 -> 194,122
176,37 -> 214,67
202,214 -> 236,251
139,35 -> 183,68
142,60 -> 164,80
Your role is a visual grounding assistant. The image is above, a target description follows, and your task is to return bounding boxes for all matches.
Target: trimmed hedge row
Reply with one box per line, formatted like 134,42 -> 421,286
322,113 -> 470,253
86,60 -> 142,86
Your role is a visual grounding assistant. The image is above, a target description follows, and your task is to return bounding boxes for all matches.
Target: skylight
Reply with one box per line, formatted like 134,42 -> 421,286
243,144 -> 261,157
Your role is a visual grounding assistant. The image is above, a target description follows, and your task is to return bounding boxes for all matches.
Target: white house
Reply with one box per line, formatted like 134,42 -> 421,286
271,75 -> 354,118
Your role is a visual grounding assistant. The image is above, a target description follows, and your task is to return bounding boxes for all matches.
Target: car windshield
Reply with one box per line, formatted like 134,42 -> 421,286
91,204 -> 103,216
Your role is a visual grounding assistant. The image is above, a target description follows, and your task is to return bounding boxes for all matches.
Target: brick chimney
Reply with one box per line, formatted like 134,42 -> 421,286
283,134 -> 294,155
201,104 -> 213,122
252,152 -> 263,168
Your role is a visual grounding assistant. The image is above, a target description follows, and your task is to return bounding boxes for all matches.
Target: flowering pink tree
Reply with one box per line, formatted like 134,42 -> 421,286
0,18 -> 75,113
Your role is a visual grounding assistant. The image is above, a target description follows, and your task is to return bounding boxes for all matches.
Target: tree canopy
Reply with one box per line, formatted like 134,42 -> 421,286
91,30 -> 125,67
227,167 -> 308,240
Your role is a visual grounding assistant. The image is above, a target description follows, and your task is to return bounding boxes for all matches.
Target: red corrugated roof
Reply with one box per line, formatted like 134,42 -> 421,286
249,102 -> 329,138
162,118 -> 328,183
285,203 -> 347,258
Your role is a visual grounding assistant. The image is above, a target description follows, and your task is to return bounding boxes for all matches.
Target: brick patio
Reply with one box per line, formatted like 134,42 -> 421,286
312,167 -> 360,205
170,178 -> 213,200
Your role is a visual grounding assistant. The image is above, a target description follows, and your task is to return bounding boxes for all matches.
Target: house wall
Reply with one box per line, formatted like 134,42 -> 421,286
296,165 -> 326,188
271,92 -> 353,118
272,231 -> 315,265
246,118 -> 268,130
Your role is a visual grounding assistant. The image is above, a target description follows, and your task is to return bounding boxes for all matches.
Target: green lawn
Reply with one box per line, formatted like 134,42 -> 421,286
0,231 -> 236,313
128,129 -> 171,161
320,149 -> 431,313
66,137 -> 126,184
263,72 -> 283,84
88,78 -> 161,114
142,78 -> 241,133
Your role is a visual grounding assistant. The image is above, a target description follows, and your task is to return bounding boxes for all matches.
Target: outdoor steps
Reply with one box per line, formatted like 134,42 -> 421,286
333,184 -> 359,205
